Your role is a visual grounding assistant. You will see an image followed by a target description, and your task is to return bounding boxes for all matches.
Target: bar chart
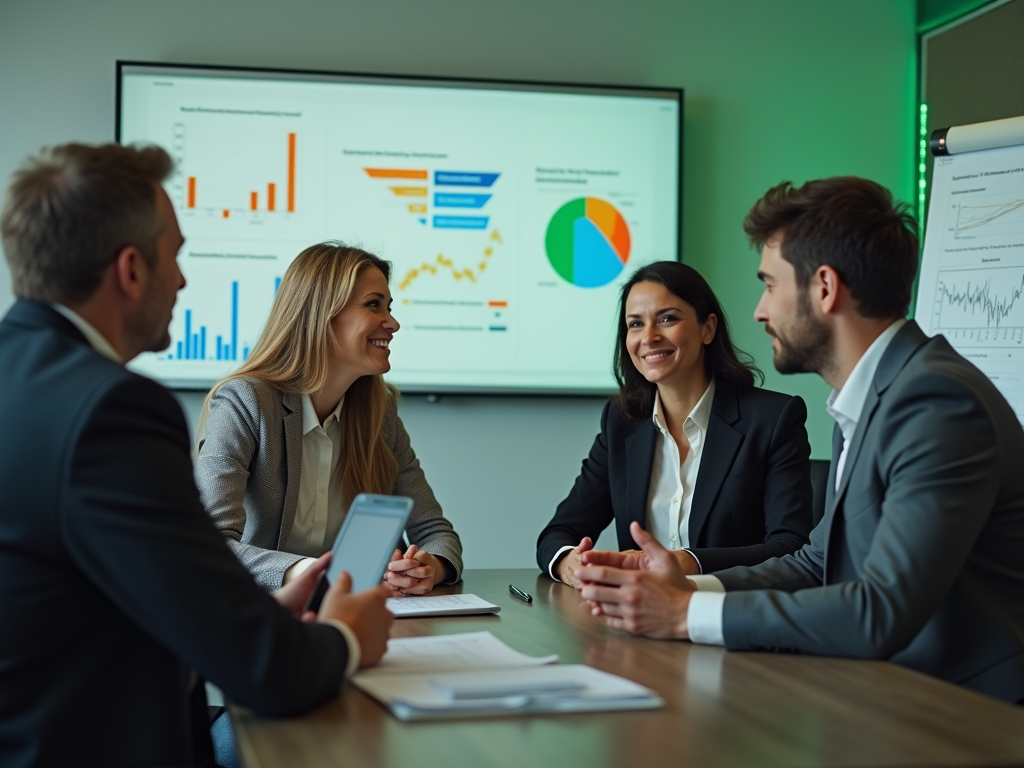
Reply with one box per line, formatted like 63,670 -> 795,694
180,129 -> 297,220
163,276 -> 282,363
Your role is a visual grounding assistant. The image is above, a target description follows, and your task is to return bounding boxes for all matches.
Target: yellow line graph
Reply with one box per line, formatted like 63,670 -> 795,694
399,229 -> 504,291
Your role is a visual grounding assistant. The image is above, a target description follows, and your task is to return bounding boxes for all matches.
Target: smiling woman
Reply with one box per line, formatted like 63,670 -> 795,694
193,242 -> 462,594
537,261 -> 813,586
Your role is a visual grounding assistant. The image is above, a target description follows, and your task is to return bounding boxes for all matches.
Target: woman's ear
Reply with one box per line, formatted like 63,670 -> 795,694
703,313 -> 718,345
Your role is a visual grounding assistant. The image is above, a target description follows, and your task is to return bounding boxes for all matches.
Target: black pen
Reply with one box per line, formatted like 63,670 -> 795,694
509,584 -> 533,603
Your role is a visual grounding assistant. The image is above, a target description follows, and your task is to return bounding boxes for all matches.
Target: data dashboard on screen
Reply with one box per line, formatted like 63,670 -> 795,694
117,62 -> 682,393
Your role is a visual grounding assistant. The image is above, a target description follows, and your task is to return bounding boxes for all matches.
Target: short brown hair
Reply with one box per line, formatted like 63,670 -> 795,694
743,177 -> 919,319
1,143 -> 173,304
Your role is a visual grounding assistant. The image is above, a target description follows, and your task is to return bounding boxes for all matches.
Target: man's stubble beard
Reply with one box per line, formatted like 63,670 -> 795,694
772,290 -> 833,376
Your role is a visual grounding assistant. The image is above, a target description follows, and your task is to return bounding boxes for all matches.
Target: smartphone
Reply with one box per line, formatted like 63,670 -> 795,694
303,493 -> 413,613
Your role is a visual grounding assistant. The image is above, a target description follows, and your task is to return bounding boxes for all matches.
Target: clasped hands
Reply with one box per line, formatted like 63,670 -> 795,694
384,544 -> 444,596
571,521 -> 697,640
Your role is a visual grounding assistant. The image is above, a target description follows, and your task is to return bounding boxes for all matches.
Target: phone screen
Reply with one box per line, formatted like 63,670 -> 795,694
326,505 -> 408,592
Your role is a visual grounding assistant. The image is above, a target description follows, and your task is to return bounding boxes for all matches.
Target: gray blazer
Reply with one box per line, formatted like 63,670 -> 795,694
195,376 -> 463,590
715,321 -> 1024,703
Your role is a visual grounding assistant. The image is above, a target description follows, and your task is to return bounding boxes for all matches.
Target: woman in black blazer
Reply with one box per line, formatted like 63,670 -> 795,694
537,261 -> 812,585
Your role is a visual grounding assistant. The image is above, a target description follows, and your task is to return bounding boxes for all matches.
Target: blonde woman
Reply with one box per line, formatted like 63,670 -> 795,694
195,243 -> 462,593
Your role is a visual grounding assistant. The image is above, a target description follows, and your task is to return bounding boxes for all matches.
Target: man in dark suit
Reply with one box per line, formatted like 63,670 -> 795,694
0,143 -> 394,767
576,176 -> 1024,703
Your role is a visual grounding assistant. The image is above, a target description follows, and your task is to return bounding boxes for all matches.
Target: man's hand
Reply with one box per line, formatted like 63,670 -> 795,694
575,522 -> 695,639
319,571 -> 393,668
384,545 -> 446,596
586,547 -> 700,575
555,537 -> 594,587
273,552 -> 330,621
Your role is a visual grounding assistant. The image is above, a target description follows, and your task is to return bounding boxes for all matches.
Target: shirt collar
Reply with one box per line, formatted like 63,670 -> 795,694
300,393 -> 345,434
51,304 -> 122,364
652,378 -> 716,436
826,318 -> 906,442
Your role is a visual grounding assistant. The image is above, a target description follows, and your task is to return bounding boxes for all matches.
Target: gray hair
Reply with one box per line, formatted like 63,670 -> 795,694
1,143 -> 173,304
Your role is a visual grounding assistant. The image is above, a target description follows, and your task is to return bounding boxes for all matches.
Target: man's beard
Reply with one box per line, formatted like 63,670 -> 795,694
771,292 -> 832,375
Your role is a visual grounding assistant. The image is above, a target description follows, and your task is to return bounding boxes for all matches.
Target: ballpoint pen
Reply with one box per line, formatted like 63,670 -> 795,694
508,584 -> 533,603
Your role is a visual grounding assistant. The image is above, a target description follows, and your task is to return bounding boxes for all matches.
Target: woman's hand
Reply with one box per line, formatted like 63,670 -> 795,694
385,545 -> 443,596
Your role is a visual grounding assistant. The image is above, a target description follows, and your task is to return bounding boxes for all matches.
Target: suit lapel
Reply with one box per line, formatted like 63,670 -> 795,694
625,419 -> 657,531
821,320 -> 928,581
277,392 -> 304,548
820,416 -> 852,583
688,387 -> 742,545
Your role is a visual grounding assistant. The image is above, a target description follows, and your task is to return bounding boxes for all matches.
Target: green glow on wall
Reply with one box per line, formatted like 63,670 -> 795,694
918,102 -> 929,233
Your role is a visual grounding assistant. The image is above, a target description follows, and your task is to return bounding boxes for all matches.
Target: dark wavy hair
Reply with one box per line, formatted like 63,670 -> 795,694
614,261 -> 763,420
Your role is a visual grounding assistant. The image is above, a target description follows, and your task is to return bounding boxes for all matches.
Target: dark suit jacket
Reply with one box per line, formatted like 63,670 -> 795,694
0,301 -> 351,768
717,321 -> 1024,703
537,385 -> 813,575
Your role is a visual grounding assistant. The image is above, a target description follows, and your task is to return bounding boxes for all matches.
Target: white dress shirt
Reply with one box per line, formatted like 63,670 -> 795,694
549,381 -> 715,581
685,319 -> 907,646
646,380 -> 715,553
282,394 -> 347,557
53,306 -> 360,677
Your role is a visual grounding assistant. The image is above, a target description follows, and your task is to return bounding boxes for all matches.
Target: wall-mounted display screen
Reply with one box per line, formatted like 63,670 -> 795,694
117,62 -> 682,393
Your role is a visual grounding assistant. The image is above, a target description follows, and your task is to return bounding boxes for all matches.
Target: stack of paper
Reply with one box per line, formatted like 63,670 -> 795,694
386,594 -> 500,617
352,631 -> 662,721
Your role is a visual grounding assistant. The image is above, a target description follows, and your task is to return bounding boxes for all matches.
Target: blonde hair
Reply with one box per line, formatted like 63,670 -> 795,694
199,242 -> 399,506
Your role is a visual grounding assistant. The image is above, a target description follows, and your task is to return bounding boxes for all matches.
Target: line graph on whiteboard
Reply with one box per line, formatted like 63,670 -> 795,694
931,266 -> 1024,345
946,192 -> 1024,242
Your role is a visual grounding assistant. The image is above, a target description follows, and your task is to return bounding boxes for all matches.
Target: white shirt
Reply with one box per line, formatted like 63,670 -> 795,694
282,394 -> 347,557
646,381 -> 715,553
685,319 -> 907,645
549,381 -> 715,581
53,306 -> 360,676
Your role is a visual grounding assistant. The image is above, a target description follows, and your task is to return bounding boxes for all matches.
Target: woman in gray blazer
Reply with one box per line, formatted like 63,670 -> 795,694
195,243 -> 462,592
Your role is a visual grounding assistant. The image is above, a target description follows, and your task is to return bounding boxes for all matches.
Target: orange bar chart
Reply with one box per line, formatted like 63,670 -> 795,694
287,132 -> 296,212
390,186 -> 428,197
364,168 -> 428,180
250,192 -> 258,211
408,203 -> 427,213
187,177 -> 197,208
267,183 -> 276,212
222,210 -> 230,218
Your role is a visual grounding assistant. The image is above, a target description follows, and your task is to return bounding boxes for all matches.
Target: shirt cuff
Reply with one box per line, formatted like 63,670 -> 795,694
683,548 -> 704,574
688,574 -> 725,592
548,545 -> 576,581
323,619 -> 361,679
686,576 -> 725,646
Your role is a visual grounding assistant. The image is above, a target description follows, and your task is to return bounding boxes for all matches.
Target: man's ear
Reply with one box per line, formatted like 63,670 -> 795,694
112,245 -> 147,301
814,265 -> 841,316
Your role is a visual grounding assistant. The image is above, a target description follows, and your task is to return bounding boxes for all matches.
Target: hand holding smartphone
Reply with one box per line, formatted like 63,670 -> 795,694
304,494 -> 413,613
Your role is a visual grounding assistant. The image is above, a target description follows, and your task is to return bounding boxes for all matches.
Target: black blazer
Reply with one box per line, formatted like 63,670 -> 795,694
0,302 -> 350,768
537,385 -> 813,575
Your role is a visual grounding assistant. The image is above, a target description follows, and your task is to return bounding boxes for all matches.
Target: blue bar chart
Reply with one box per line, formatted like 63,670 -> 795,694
166,277 -> 279,362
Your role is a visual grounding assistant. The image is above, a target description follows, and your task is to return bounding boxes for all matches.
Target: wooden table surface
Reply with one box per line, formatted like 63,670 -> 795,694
231,569 -> 1024,768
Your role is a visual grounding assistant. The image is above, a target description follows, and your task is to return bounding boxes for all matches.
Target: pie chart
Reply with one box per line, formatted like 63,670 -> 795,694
545,197 -> 631,288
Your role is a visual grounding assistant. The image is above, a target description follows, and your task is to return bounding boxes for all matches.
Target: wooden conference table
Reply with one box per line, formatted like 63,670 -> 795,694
231,569 -> 1024,768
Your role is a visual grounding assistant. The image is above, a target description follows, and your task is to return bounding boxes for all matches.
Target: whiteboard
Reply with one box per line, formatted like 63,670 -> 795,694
914,142 -> 1024,423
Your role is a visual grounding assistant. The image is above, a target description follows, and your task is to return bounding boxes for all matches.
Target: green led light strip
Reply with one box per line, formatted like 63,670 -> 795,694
918,103 -> 929,236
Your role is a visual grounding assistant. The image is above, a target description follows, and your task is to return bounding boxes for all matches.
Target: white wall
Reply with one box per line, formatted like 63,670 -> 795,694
0,0 -> 916,568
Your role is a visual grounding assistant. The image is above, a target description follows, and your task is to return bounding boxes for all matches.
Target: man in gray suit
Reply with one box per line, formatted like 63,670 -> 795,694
576,176 -> 1024,703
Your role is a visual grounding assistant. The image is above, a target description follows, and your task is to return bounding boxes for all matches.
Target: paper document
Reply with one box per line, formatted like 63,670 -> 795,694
386,593 -> 500,617
352,631 -> 661,720
367,631 -> 557,675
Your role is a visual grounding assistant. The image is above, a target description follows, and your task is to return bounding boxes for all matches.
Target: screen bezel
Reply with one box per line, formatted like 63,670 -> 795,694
116,60 -> 684,397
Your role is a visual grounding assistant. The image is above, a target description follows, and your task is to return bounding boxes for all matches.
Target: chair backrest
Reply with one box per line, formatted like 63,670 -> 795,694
809,459 -> 831,527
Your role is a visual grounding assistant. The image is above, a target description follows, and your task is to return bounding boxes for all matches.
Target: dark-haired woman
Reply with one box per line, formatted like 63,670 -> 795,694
537,261 -> 813,586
